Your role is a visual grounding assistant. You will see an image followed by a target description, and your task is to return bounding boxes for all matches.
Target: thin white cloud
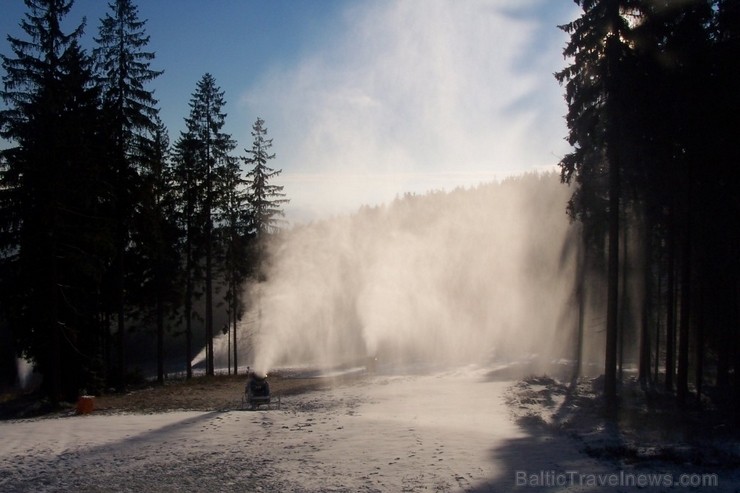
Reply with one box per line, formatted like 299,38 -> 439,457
240,0 -> 574,220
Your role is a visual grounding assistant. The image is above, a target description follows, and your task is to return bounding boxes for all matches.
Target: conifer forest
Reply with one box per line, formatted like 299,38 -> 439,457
1,0 -> 287,402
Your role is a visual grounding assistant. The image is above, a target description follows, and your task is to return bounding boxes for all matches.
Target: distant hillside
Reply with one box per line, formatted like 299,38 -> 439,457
243,171 -> 589,372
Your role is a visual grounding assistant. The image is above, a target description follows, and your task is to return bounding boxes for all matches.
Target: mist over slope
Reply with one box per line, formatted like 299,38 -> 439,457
246,172 -> 582,373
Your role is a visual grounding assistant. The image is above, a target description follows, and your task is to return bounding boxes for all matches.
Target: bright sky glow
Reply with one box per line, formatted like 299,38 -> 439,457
1,0 -> 579,222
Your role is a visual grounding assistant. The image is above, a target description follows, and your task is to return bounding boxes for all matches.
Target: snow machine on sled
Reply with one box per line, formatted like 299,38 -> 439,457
242,369 -> 278,410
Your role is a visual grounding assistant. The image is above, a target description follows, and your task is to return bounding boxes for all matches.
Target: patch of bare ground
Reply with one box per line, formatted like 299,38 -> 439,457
1,369 -> 368,418
506,375 -> 740,469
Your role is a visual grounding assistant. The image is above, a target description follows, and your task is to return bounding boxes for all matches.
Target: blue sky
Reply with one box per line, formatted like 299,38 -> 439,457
1,0 -> 579,222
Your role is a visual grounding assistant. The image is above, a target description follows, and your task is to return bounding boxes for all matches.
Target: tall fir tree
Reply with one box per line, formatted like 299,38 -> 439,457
171,133 -> 200,379
94,0 -> 162,389
0,0 -> 110,403
244,117 -> 288,245
215,154 -> 252,374
94,0 -> 161,141
556,0 -> 637,408
178,73 -> 235,376
128,115 -> 181,385
242,117 -> 287,373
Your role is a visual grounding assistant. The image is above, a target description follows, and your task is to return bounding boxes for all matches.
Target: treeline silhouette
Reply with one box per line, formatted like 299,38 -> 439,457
558,0 -> 740,414
0,0 -> 287,403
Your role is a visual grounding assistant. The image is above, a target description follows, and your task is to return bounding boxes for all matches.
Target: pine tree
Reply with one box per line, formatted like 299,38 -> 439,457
171,133 -> 200,379
556,0 -> 637,408
0,153 -> 17,390
0,0 -> 109,403
94,0 -> 162,390
241,118 -> 287,366
244,117 -> 289,246
94,0 -> 161,141
216,155 -> 251,374
178,73 -> 235,376
128,115 -> 181,385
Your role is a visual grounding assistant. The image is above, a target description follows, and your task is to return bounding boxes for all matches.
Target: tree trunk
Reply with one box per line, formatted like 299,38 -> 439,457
204,129 -> 214,377
50,296 -> 62,406
717,323 -> 731,387
232,276 -> 238,375
156,271 -> 164,385
639,218 -> 651,386
115,151 -> 128,392
185,217 -> 193,380
50,220 -> 62,406
116,241 -> 126,392
694,283 -> 704,405
205,210 -> 214,376
665,211 -> 676,391
618,219 -> 628,381
676,161 -> 692,406
103,311 -> 112,385
654,259 -> 662,383
735,281 -> 740,423
676,221 -> 691,406
573,241 -> 585,386
604,150 -> 620,409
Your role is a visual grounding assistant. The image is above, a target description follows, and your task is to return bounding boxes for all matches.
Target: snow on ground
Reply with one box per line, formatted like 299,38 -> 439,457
1,367 -> 737,492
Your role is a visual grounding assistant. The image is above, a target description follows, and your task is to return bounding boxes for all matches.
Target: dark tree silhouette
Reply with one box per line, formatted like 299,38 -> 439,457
556,0 -> 635,409
216,155 -> 251,375
557,0 -> 740,416
0,0 -> 109,403
178,73 -> 235,376
171,133 -> 201,379
94,0 -> 162,390
128,115 -> 181,385
244,117 -> 288,243
242,118 -> 288,360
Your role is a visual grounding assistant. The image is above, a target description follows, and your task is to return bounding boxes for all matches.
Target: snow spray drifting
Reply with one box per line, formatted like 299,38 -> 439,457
233,172 -> 593,375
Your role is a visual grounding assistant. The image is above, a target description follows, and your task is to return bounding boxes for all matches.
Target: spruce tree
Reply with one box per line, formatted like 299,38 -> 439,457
179,73 -> 235,376
244,117 -> 289,244
1,0 -> 109,403
242,118 -> 287,372
216,155 -> 251,374
171,133 -> 200,379
128,115 -> 181,385
556,0 -> 636,409
94,0 -> 162,390
94,0 -> 161,140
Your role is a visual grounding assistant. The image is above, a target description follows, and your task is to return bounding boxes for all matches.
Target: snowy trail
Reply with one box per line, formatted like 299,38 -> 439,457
0,369 -> 735,492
